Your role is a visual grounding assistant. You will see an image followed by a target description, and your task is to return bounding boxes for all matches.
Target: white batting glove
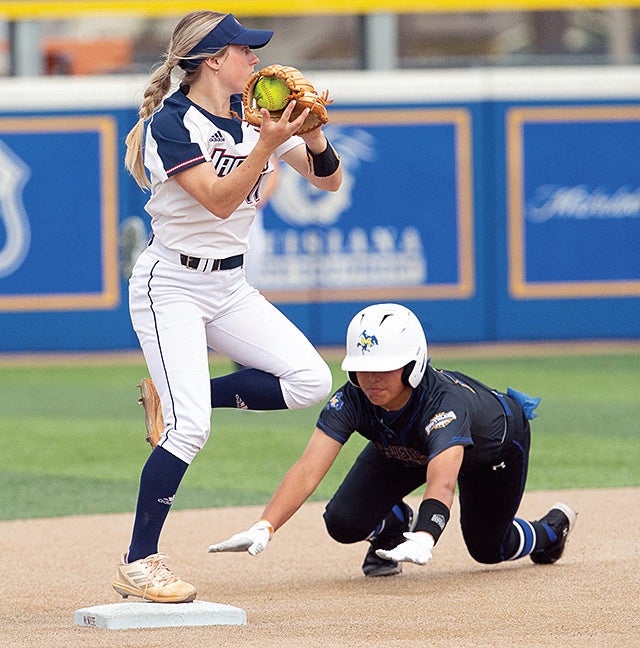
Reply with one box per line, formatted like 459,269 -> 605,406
208,520 -> 274,556
375,532 -> 435,566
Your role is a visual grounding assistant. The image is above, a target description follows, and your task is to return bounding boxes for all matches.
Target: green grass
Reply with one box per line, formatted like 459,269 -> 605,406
0,350 -> 638,520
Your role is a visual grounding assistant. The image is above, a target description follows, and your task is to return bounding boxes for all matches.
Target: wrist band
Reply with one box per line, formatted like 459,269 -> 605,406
306,142 -> 340,177
259,519 -> 275,538
414,498 -> 450,544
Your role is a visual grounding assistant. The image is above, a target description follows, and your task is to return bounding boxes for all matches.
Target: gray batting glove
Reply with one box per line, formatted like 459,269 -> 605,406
208,520 -> 274,556
375,531 -> 435,565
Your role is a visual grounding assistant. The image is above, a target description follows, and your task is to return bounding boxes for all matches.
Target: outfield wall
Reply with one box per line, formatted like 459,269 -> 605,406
0,67 -> 638,351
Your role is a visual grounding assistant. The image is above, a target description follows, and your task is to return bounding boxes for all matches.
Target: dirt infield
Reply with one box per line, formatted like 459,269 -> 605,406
3,487 -> 638,647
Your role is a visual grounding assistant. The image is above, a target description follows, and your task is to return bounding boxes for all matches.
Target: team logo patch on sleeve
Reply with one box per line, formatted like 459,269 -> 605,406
425,411 -> 457,435
326,391 -> 344,410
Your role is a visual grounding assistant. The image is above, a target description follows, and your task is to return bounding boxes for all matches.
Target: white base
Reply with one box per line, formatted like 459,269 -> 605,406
74,600 -> 247,629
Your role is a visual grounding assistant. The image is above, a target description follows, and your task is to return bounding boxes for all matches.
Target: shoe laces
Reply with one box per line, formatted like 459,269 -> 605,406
141,553 -> 179,586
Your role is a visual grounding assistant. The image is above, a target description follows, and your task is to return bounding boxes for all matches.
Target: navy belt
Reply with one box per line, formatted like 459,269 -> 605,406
179,253 -> 243,272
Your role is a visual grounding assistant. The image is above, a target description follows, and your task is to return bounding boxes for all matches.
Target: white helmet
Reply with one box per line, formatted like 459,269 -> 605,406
341,303 -> 428,388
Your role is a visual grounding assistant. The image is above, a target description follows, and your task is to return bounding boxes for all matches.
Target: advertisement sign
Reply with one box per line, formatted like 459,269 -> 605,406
507,106 -> 640,299
259,108 -> 475,303
0,70 -> 638,350
0,115 -> 119,312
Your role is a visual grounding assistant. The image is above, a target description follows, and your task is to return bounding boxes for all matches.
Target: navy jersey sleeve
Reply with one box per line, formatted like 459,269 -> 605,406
148,108 -> 206,178
316,385 -> 360,445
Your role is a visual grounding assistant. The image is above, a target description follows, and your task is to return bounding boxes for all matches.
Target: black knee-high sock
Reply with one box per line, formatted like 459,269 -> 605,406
127,446 -> 188,563
210,368 -> 287,410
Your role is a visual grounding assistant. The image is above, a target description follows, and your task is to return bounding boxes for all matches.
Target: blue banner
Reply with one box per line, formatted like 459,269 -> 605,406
0,86 -> 638,351
0,115 -> 119,312
259,108 -> 475,304
506,105 -> 640,299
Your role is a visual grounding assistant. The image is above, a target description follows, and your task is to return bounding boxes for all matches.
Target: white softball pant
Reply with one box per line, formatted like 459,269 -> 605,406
129,239 -> 332,465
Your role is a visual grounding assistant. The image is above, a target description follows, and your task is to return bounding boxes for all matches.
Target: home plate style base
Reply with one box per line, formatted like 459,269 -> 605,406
74,600 -> 247,629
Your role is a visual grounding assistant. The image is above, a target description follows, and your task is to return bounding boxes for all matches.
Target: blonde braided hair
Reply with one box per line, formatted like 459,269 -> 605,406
125,11 -> 228,189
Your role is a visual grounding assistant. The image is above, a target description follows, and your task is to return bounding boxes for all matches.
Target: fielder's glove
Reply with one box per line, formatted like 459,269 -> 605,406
243,64 -> 331,134
208,520 -> 274,556
376,532 -> 435,566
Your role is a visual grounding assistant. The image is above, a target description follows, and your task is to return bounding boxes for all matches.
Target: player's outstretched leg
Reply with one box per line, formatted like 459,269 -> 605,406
529,502 -> 577,564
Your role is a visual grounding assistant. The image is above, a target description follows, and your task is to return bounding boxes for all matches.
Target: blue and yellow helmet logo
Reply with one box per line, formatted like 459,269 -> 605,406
356,330 -> 379,355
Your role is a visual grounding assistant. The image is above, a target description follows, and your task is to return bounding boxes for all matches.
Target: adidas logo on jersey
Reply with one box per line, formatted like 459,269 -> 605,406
209,130 -> 225,143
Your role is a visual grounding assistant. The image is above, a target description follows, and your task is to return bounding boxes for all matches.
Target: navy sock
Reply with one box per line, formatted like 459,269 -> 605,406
210,369 -> 287,410
507,518 -> 537,559
368,503 -> 407,541
533,520 -> 557,548
391,504 -> 406,524
507,519 -> 557,559
127,446 -> 188,563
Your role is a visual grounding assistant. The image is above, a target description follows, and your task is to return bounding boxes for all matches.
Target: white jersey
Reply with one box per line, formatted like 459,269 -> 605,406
144,89 -> 302,258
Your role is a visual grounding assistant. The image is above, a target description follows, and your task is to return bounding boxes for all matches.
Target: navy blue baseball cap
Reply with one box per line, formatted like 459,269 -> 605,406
181,14 -> 274,71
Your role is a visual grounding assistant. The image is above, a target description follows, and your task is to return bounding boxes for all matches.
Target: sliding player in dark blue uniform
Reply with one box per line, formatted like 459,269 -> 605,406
209,303 -> 577,577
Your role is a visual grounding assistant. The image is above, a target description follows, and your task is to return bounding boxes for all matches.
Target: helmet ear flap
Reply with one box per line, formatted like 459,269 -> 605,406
348,371 -> 360,388
401,362 -> 415,388
403,357 -> 427,388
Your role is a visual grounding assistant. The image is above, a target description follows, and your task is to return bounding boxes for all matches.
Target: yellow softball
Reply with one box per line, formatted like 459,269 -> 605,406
254,76 -> 290,111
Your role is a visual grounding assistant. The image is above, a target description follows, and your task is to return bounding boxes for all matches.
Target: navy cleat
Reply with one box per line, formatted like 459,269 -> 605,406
530,502 -> 577,565
362,502 -> 415,577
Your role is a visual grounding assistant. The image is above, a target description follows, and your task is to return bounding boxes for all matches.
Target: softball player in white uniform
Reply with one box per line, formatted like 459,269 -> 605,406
112,10 -> 342,603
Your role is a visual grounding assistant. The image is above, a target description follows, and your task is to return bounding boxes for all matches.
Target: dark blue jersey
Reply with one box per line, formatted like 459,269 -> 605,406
317,364 -> 518,471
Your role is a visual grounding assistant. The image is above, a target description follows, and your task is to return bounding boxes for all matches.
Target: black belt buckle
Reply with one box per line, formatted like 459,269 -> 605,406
180,254 -> 200,270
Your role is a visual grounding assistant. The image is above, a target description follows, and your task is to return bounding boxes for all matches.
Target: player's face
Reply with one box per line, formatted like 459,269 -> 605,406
356,368 -> 412,411
219,45 -> 260,92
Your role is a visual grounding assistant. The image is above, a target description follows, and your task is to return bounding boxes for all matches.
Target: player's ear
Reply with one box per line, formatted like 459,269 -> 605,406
203,57 -> 219,71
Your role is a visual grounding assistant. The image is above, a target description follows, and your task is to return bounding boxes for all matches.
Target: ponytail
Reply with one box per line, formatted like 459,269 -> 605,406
124,11 -> 227,189
124,62 -> 175,189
